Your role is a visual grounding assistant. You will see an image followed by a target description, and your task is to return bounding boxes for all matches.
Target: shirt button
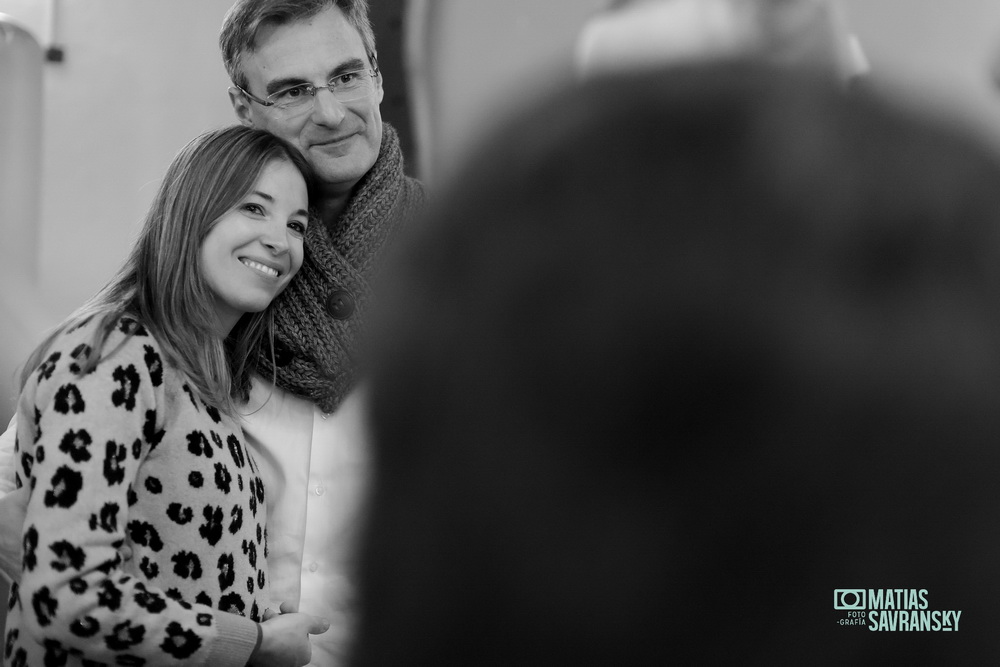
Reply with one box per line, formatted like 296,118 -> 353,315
314,485 -> 326,496
308,562 -> 319,572
325,290 -> 355,320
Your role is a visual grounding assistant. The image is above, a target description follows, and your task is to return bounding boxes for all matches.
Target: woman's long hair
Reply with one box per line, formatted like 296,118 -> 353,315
20,125 -> 315,416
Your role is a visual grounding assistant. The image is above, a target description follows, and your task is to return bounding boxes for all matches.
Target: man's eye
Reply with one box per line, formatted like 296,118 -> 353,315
274,85 -> 309,101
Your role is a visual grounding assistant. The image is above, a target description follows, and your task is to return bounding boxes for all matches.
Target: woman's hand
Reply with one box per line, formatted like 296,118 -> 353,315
250,608 -> 330,667
262,599 -> 299,621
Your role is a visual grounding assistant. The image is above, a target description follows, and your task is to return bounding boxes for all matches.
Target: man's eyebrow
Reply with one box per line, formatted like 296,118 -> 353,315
265,76 -> 308,96
264,58 -> 369,95
329,58 -> 367,76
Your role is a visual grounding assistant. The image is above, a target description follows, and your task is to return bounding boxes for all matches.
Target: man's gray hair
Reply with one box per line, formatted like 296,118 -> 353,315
220,0 -> 376,90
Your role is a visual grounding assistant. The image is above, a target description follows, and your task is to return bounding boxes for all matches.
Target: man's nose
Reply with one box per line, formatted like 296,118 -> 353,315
310,87 -> 347,126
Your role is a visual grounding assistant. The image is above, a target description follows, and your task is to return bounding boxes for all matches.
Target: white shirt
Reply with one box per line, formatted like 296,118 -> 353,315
0,414 -> 16,496
241,379 -> 370,667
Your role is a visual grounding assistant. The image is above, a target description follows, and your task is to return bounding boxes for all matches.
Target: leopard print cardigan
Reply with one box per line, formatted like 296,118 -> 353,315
6,316 -> 264,667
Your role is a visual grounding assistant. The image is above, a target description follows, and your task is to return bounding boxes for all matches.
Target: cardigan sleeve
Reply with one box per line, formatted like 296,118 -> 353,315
13,321 -> 257,667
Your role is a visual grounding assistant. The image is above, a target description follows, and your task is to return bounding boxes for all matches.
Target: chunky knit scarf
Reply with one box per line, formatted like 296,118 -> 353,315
257,124 -> 424,413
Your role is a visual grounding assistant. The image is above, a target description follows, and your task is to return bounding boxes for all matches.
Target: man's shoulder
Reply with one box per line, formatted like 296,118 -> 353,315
403,173 -> 424,191
403,173 -> 426,205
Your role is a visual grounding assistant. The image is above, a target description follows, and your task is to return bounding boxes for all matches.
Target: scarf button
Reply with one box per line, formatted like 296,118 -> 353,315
326,290 -> 355,319
272,338 -> 294,367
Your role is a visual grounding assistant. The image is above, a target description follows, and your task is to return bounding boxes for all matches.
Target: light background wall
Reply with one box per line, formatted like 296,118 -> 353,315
414,0 -> 1000,184
843,0 -> 1000,141
0,0 -> 237,318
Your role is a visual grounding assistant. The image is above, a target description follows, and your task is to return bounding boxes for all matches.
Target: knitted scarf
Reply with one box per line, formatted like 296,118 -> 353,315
256,124 -> 425,413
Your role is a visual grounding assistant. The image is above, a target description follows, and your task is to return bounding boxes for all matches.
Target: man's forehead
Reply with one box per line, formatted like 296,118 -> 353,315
243,8 -> 367,83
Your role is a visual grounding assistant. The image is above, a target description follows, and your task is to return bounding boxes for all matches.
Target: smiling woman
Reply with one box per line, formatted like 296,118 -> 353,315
201,159 -> 310,337
2,125 -> 332,667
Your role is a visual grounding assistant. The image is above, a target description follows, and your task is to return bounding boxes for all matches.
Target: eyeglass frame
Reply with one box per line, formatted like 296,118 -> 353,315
233,54 -> 381,111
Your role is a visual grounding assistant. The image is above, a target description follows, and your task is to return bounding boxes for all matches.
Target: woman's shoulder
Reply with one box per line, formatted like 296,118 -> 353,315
55,313 -> 161,357
29,313 -> 167,395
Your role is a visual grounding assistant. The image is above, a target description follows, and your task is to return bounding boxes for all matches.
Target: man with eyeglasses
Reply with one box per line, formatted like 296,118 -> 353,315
218,1 -> 424,665
0,1 -> 423,666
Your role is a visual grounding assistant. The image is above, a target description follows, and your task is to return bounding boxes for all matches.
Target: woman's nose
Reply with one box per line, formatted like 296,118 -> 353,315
261,225 -> 290,254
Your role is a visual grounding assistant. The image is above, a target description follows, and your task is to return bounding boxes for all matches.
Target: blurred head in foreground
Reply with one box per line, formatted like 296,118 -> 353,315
354,64 -> 1000,664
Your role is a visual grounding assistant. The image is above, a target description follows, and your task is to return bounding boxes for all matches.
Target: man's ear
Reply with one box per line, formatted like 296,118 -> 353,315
374,71 -> 385,106
229,87 -> 256,127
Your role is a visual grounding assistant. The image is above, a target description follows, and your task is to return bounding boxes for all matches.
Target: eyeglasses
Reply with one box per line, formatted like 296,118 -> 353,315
235,64 -> 380,115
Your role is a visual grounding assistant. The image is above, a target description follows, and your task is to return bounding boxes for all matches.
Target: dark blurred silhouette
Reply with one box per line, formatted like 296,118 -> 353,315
352,63 -> 1000,665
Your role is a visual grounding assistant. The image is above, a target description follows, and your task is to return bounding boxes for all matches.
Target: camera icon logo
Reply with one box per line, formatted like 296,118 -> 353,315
834,589 -> 866,610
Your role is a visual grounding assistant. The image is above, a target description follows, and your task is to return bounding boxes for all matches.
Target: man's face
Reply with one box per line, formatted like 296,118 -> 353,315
231,5 -> 384,196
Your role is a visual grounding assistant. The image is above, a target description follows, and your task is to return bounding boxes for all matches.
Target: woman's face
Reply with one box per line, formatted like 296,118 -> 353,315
200,158 -> 309,335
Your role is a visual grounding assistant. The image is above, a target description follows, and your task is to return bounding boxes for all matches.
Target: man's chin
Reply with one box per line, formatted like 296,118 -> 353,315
312,155 -> 377,191
313,131 -> 361,152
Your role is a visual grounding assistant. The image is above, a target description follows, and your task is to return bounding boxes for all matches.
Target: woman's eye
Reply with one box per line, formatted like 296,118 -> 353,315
242,203 -> 265,215
288,220 -> 306,235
